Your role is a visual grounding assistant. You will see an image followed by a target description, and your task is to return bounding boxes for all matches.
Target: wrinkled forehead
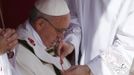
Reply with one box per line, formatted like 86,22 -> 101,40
48,14 -> 71,29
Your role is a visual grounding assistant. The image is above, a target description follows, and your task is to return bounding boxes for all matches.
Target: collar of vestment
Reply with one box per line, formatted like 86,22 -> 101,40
17,19 -> 71,70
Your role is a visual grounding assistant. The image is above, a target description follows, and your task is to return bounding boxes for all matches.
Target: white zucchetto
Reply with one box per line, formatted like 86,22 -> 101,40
35,0 -> 70,16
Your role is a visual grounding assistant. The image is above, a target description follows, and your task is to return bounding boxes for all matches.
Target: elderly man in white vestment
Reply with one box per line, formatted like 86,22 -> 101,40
14,0 -> 75,75
58,0 -> 134,75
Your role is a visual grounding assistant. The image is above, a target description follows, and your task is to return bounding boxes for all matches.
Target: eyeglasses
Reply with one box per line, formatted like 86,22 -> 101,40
43,17 -> 68,34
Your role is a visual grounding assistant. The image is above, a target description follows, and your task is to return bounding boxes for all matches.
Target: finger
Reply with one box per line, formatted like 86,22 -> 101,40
60,49 -> 67,59
60,41 -> 70,58
57,41 -> 63,56
60,42 -> 68,57
8,40 -> 18,50
3,28 -> 12,37
3,29 -> 15,38
7,32 -> 18,42
59,46 -> 66,59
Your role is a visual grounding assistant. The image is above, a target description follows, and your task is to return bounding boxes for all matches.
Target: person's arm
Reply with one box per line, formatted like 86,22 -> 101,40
63,1 -> 134,75
64,16 -> 81,63
57,0 -> 81,65
0,28 -> 18,75
56,15 -> 81,65
88,2 -> 134,75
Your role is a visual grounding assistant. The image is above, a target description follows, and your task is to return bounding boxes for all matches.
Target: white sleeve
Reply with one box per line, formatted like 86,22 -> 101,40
129,59 -> 134,75
0,54 -> 12,75
64,16 -> 81,64
88,2 -> 134,75
65,0 -> 81,64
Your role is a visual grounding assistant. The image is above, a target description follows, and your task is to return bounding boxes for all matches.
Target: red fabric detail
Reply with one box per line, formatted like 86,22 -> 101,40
28,37 -> 35,46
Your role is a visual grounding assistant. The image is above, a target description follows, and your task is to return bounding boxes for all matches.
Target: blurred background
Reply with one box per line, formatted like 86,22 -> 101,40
0,0 -> 36,28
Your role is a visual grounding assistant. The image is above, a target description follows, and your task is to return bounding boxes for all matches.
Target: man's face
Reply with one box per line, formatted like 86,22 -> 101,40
37,14 -> 70,48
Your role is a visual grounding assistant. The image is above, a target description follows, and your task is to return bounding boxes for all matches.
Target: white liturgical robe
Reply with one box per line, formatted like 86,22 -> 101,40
66,0 -> 134,75
15,20 -> 71,75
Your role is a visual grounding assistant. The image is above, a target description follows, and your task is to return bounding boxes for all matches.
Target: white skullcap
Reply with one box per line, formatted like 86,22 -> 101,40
35,0 -> 70,16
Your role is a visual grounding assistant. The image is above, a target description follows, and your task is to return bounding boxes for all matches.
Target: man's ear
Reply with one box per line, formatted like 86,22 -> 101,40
34,18 -> 45,31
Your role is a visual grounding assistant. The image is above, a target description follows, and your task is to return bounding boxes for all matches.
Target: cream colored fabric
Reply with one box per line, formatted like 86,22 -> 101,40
16,44 -> 56,75
16,20 -> 71,75
67,0 -> 134,75
0,54 -> 12,75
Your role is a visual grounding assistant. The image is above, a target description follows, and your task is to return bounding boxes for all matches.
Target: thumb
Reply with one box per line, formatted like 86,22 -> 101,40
57,41 -> 63,56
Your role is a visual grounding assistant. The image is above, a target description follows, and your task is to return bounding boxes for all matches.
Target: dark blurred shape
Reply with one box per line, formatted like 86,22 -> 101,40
0,0 -> 36,28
